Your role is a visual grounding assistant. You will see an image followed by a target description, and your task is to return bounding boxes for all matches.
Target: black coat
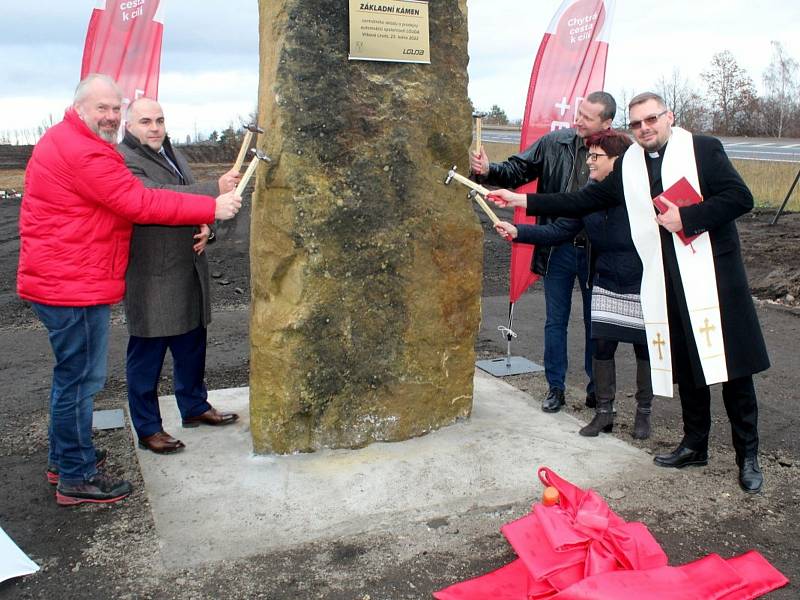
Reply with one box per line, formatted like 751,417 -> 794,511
477,127 -> 584,275
524,134 -> 769,385
514,195 -> 642,295
119,132 -> 218,337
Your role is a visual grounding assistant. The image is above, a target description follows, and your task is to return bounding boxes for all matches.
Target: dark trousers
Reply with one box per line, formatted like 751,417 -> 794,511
678,376 -> 759,459
593,339 -> 649,361
126,325 -> 211,439
542,244 -> 593,393
665,279 -> 760,459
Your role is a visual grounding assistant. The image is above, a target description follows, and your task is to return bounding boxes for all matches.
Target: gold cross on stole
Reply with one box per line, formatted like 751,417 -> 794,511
699,318 -> 716,348
652,332 -> 666,360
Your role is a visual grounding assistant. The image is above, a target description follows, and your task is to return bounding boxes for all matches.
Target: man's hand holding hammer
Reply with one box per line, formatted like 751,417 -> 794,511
470,147 -> 490,177
469,111 -> 489,176
201,168 -> 243,248
218,167 -> 242,194
214,190 -> 242,220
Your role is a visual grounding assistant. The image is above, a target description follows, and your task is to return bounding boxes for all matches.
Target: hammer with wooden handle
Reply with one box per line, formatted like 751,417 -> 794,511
233,124 -> 264,172
443,166 -> 501,225
235,148 -> 272,197
472,111 -> 487,155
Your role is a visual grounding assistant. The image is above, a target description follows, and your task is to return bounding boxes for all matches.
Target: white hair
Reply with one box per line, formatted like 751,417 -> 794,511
73,73 -> 122,105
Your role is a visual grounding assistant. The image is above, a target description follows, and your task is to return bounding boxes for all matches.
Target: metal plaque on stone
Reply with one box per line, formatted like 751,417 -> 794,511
348,0 -> 430,63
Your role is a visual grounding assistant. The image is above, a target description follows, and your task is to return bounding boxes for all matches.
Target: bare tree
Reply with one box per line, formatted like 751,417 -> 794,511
656,68 -> 708,133
239,107 -> 259,129
701,50 -> 758,136
762,41 -> 799,138
612,87 -> 636,130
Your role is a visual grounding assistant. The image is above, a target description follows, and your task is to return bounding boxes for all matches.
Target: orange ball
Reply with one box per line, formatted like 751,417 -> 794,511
542,486 -> 560,506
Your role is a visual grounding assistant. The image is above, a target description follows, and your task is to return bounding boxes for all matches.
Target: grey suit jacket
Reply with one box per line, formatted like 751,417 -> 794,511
119,131 -> 218,337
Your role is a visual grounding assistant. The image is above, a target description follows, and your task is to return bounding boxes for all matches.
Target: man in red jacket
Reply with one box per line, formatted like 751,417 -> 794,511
17,74 -> 242,506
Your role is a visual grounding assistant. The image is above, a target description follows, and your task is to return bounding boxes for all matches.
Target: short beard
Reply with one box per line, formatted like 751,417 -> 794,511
96,128 -> 118,143
95,120 -> 120,143
640,140 -> 658,151
77,109 -> 119,142
636,135 -> 660,152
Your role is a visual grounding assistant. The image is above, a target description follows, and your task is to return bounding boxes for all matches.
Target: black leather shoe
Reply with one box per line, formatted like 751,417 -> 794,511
542,388 -> 565,413
653,445 -> 708,468
738,456 -> 763,494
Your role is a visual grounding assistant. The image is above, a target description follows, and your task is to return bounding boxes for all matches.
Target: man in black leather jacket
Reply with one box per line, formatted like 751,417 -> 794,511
470,91 -> 616,413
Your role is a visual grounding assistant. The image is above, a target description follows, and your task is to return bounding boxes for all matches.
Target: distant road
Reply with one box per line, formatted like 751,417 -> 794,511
480,127 -> 800,163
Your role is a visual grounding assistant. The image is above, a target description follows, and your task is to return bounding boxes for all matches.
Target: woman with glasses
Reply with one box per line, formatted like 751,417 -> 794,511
493,129 -> 653,439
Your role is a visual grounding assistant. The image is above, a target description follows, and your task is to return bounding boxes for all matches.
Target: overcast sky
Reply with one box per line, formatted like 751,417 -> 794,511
1,1 -> 798,141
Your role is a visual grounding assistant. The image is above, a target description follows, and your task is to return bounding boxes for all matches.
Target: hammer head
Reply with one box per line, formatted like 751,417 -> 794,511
444,165 -> 457,185
245,123 -> 264,134
250,148 -> 272,162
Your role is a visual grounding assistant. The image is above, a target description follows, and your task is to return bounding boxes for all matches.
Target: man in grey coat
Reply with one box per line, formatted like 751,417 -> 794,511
120,97 -> 240,454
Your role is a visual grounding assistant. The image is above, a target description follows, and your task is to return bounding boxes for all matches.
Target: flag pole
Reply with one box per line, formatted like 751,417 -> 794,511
476,299 -> 544,377
770,165 -> 800,226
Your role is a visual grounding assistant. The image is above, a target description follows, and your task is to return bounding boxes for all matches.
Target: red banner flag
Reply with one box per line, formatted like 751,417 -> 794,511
80,0 -> 165,105
509,0 -> 614,303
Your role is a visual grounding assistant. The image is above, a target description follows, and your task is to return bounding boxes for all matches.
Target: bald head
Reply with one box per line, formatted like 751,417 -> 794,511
126,97 -> 166,151
73,74 -> 122,143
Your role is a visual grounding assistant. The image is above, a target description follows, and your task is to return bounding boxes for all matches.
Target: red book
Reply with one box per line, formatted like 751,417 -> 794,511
653,176 -> 703,246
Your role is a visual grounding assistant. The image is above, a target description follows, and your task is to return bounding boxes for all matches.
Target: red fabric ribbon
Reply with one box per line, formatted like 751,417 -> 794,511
433,468 -> 788,600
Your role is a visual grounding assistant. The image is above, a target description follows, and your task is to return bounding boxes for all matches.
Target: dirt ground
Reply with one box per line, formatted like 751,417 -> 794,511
0,165 -> 798,599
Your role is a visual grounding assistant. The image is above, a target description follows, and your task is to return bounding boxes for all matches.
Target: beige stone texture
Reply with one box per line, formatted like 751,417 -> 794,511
251,0 -> 481,453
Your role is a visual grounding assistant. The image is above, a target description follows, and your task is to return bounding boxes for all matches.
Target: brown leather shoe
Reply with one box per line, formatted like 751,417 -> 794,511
182,407 -> 239,428
138,431 -> 186,454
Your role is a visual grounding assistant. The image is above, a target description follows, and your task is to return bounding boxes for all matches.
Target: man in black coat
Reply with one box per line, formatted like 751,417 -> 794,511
488,92 -> 769,493
470,91 -> 617,413
119,97 -> 241,454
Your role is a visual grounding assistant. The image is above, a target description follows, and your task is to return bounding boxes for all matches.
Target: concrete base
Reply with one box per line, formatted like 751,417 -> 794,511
134,370 -> 654,569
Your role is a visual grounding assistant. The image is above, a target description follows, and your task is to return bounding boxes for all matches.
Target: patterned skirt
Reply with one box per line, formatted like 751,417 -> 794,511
591,285 -> 647,345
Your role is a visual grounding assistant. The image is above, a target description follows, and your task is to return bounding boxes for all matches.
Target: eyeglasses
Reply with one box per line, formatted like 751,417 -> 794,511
588,152 -> 608,161
629,110 -> 668,130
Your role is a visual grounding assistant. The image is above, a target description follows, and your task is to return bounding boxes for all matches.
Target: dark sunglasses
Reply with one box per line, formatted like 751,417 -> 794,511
629,110 -> 668,130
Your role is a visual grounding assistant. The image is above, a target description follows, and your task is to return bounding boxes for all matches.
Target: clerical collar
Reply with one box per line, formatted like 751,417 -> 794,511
647,139 -> 670,159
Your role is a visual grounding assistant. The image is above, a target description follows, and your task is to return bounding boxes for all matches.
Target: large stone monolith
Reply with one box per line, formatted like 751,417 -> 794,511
250,0 -> 481,453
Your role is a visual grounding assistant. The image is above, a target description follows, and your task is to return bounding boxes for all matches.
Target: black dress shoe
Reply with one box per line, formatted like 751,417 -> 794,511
542,388 -> 565,413
738,456 -> 763,494
653,445 -> 708,468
